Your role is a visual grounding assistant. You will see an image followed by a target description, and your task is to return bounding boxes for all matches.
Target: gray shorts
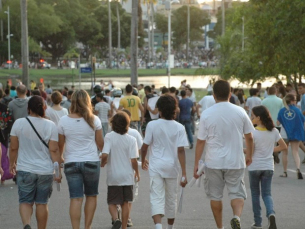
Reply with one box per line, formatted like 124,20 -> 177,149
204,168 -> 246,201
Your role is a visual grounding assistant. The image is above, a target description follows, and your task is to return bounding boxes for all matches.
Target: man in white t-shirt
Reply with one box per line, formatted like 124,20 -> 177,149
141,95 -> 188,229
245,88 -> 262,117
194,80 -> 254,229
94,93 -> 111,137
196,95 -> 215,119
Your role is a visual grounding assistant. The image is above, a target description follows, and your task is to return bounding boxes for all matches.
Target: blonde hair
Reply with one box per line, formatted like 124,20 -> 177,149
70,90 -> 95,129
283,93 -> 295,110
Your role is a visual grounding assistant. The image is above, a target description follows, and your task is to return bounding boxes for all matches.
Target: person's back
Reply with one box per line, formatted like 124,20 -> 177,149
8,85 -> 28,121
120,94 -> 141,121
95,101 -> 110,123
179,97 -> 193,121
262,87 -> 283,125
246,96 -> 261,117
201,102 -> 252,169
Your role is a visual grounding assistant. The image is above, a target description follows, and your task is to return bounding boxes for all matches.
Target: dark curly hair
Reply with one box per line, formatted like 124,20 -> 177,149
252,105 -> 274,131
156,95 -> 176,120
111,111 -> 130,135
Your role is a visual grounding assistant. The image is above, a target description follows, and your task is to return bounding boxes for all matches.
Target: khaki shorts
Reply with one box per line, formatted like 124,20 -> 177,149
204,168 -> 246,201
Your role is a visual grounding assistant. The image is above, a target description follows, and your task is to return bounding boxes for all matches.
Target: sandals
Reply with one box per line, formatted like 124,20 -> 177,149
297,169 -> 303,180
280,172 -> 287,177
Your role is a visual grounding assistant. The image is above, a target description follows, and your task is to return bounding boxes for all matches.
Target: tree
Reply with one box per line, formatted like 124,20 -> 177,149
155,13 -> 167,49
171,6 -> 210,50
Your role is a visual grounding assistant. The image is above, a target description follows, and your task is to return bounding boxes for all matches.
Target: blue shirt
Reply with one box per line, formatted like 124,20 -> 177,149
277,105 -> 305,141
179,98 -> 193,121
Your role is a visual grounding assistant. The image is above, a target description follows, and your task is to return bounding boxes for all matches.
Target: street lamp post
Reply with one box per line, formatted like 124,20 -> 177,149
165,0 -> 179,88
4,6 -> 12,69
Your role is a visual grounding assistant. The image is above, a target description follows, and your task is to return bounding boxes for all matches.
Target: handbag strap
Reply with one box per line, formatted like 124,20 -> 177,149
26,117 -> 49,149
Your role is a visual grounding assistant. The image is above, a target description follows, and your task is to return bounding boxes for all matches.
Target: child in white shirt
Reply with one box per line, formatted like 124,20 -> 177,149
101,112 -> 139,229
141,95 -> 188,229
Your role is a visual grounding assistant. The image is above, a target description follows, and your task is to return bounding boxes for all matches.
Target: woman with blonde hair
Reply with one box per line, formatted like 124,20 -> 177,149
277,93 -> 304,179
58,90 -> 104,229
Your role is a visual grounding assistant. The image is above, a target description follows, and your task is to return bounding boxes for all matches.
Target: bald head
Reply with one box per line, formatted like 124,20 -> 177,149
17,84 -> 27,97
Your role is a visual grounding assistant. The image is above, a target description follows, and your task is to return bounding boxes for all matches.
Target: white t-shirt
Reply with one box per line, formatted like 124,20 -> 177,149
45,107 -> 69,126
143,119 -> 189,178
198,102 -> 255,169
58,115 -> 102,163
198,95 -> 216,113
95,102 -> 110,123
248,128 -> 281,171
10,117 -> 58,175
102,131 -> 138,185
128,127 -> 143,155
245,96 -> 262,117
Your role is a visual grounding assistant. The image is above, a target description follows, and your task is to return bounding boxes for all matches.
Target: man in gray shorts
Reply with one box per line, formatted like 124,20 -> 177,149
194,80 -> 254,229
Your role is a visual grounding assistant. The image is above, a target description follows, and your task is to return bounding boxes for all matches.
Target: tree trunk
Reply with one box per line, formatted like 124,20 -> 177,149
108,0 -> 112,69
130,0 -> 138,85
20,0 -> 29,87
151,1 -> 155,64
147,3 -> 151,65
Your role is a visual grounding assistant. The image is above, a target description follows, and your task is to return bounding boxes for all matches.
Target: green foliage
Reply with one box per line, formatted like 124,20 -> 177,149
171,6 -> 210,50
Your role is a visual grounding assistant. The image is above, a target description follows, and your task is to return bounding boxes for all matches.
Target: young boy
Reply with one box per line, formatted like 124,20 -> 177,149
94,93 -> 111,137
101,112 -> 140,229
141,95 -> 188,229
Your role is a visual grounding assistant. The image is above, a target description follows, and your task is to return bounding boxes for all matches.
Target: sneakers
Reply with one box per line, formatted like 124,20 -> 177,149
230,218 -> 241,229
127,218 -> 133,227
24,225 -> 31,229
268,214 -> 277,229
112,219 -> 122,229
297,169 -> 303,179
251,223 -> 262,229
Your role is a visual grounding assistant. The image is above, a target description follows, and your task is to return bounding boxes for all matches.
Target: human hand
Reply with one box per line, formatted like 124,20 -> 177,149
142,159 -> 149,171
180,176 -> 187,187
54,173 -> 62,183
135,172 -> 140,182
193,165 -> 199,179
0,166 -> 4,177
245,156 -> 252,166
101,160 -> 107,167
9,163 -> 16,176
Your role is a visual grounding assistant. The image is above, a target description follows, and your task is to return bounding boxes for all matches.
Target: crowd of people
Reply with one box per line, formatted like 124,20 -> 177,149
0,78 -> 304,229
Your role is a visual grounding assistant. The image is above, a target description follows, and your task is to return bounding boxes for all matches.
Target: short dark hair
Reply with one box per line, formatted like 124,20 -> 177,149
233,88 -> 239,94
10,86 -> 16,90
68,90 -> 74,96
251,88 -> 259,96
156,95 -> 176,120
31,90 -> 41,96
125,84 -> 133,93
51,91 -> 62,104
151,84 -> 155,89
144,86 -> 151,93
4,88 -> 9,95
169,87 -> 176,93
161,87 -> 169,94
268,86 -> 276,95
96,93 -> 103,100
111,111 -> 130,135
213,80 -> 231,101
105,89 -> 110,94
180,90 -> 186,97
28,95 -> 45,117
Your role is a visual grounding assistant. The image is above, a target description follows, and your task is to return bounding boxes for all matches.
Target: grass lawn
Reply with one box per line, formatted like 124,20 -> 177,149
0,67 -> 219,80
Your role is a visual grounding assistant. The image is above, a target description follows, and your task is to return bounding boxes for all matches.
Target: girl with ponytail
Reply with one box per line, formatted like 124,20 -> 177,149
248,105 -> 287,228
277,94 -> 305,179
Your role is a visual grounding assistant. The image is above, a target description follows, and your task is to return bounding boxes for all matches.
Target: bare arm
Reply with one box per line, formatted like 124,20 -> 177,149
276,120 -> 281,126
101,153 -> 108,167
274,138 -> 287,152
147,106 -> 159,115
131,158 -> 140,182
196,104 -> 202,118
178,146 -> 187,187
9,136 -> 19,175
49,140 -> 62,183
194,139 -> 206,178
95,129 -> 104,151
141,143 -> 149,170
244,133 -> 254,166
58,134 -> 65,163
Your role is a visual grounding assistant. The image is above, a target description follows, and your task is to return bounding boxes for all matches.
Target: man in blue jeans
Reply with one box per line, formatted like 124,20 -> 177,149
179,90 -> 195,149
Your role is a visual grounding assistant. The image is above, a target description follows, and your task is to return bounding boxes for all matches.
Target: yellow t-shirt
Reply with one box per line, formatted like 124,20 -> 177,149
119,95 -> 141,121
138,89 -> 145,103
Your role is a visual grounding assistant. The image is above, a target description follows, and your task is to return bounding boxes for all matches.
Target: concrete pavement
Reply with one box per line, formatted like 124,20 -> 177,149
1,138 -> 305,229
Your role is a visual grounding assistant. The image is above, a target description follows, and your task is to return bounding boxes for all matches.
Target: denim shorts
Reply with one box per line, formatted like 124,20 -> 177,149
17,171 -> 53,204
64,161 -> 100,198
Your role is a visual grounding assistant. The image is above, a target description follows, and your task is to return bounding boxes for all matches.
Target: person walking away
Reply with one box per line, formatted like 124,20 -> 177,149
142,86 -> 157,136
196,95 -> 216,119
38,83 -> 47,100
248,106 -> 287,229
9,95 -> 62,229
297,83 -> 305,163
262,86 -> 284,163
8,85 -> 28,121
232,88 -> 241,106
94,93 -> 111,137
119,84 -> 144,131
179,90 -> 194,149
101,112 -> 140,229
245,88 -> 262,117
141,95 -> 188,229
277,94 -> 304,179
0,89 -> 13,184
194,80 -> 254,229
58,90 -> 104,229
45,91 -> 69,126
61,90 -> 73,112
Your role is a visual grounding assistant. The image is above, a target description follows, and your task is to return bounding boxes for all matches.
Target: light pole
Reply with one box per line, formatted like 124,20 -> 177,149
4,6 -> 13,69
165,0 -> 179,88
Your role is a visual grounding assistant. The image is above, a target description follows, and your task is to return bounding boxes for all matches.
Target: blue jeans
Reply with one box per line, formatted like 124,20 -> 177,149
249,170 -> 275,226
180,120 -> 193,144
64,161 -> 100,198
